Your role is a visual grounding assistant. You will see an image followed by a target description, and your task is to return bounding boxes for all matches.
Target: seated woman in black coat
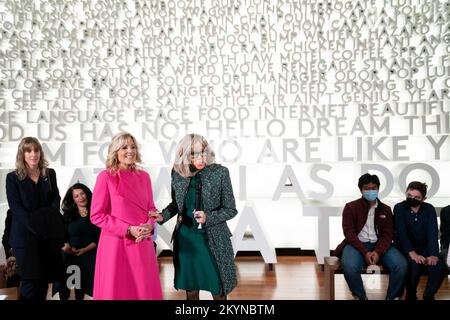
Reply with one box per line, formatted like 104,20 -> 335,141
53,183 -> 100,300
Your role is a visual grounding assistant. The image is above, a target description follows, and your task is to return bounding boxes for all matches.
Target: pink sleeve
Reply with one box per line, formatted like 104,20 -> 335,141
90,171 -> 129,237
147,173 -> 157,212
146,173 -> 157,227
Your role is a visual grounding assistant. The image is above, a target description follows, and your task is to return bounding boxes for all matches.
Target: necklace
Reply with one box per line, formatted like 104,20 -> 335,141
79,207 -> 88,217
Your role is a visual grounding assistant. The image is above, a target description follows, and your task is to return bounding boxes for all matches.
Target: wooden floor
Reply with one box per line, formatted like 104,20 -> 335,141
160,256 -> 450,300
1,256 -> 449,300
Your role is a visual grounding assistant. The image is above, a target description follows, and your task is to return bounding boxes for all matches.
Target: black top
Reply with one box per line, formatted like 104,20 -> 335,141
31,177 -> 46,210
440,205 -> 450,250
394,201 -> 439,257
66,216 -> 100,249
180,173 -> 205,233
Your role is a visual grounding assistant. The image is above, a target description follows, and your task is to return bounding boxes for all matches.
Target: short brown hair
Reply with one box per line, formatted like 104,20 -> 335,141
406,181 -> 427,198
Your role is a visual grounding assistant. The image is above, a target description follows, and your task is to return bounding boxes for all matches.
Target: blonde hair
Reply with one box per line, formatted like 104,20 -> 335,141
173,134 -> 215,178
15,137 -> 49,180
106,132 -> 142,173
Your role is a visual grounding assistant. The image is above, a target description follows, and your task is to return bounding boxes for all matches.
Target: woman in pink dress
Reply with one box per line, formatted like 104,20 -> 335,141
90,132 -> 163,300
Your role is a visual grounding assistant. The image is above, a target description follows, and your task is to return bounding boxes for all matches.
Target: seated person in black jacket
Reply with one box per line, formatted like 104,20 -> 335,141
439,205 -> 450,272
52,183 -> 100,300
2,209 -> 20,287
394,181 -> 446,300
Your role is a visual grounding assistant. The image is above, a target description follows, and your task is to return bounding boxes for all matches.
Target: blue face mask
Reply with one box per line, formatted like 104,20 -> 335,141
362,190 -> 378,201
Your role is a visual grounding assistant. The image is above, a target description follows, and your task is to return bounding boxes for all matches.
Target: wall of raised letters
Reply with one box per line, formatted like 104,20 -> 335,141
0,0 -> 449,257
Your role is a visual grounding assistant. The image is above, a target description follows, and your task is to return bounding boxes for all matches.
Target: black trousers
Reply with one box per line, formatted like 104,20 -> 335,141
405,257 -> 446,300
57,285 -> 85,300
20,279 -> 49,301
440,248 -> 450,272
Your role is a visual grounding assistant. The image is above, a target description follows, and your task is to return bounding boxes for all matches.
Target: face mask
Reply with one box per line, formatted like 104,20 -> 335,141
362,190 -> 378,201
406,197 -> 421,208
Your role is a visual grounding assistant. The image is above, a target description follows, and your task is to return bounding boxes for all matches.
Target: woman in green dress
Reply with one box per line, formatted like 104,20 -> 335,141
152,134 -> 238,300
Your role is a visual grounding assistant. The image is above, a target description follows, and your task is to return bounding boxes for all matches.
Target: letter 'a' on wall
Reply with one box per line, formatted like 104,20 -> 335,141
232,203 -> 277,264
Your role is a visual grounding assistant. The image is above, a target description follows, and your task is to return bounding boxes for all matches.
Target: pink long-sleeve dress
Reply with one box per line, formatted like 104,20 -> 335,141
90,168 -> 163,300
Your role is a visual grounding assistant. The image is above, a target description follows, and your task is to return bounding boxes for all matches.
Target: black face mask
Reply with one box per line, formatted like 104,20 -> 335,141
406,197 -> 421,208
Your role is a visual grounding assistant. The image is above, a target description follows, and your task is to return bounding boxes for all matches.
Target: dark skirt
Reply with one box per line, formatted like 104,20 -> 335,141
52,249 -> 97,297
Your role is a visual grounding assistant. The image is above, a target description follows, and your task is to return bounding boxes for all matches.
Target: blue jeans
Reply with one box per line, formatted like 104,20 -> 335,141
341,243 -> 407,299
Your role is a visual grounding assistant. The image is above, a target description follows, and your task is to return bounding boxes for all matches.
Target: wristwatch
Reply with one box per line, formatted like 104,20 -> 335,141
148,211 -> 159,218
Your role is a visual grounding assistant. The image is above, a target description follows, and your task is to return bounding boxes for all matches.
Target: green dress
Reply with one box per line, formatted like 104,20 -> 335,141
174,173 -> 221,294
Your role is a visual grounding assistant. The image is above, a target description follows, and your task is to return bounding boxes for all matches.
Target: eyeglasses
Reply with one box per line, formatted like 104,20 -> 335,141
190,151 -> 205,158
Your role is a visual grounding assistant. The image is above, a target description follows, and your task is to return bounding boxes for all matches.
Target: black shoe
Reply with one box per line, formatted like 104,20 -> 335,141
406,294 -> 417,301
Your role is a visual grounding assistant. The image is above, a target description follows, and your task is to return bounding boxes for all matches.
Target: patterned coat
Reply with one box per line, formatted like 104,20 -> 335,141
161,163 -> 238,295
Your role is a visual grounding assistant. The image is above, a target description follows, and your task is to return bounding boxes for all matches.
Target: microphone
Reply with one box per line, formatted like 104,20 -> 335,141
195,180 -> 202,229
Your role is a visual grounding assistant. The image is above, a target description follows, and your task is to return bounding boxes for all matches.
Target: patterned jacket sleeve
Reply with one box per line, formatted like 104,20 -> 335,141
161,170 -> 179,223
205,167 -> 238,227
161,185 -> 178,223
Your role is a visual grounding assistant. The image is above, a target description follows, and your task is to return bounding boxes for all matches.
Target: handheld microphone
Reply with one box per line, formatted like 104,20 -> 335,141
195,180 -> 202,229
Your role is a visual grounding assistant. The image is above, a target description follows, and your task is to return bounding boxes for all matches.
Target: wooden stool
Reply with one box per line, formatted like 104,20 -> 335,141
323,256 -> 388,300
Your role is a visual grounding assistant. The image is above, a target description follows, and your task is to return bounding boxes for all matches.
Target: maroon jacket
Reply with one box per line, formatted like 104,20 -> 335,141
333,197 -> 394,258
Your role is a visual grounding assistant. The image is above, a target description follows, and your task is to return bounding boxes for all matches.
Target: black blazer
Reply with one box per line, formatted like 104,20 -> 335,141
6,168 -> 64,281
6,168 -> 61,248
2,209 -> 13,258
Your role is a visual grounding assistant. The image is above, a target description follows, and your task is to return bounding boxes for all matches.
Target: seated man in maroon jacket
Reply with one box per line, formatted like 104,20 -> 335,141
333,173 -> 407,300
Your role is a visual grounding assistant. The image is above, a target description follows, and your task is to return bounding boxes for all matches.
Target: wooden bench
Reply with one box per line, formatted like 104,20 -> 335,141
323,256 -> 389,300
0,264 -> 20,300
0,265 -> 6,289
0,287 -> 20,300
0,264 -> 19,300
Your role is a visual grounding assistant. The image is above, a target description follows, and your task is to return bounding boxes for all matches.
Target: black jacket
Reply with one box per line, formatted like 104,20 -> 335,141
6,168 -> 64,281
2,209 -> 13,258
440,205 -> 450,250
394,201 -> 439,257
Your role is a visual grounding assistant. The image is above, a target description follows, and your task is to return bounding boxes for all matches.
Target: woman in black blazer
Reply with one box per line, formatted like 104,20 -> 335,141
5,137 -> 65,300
